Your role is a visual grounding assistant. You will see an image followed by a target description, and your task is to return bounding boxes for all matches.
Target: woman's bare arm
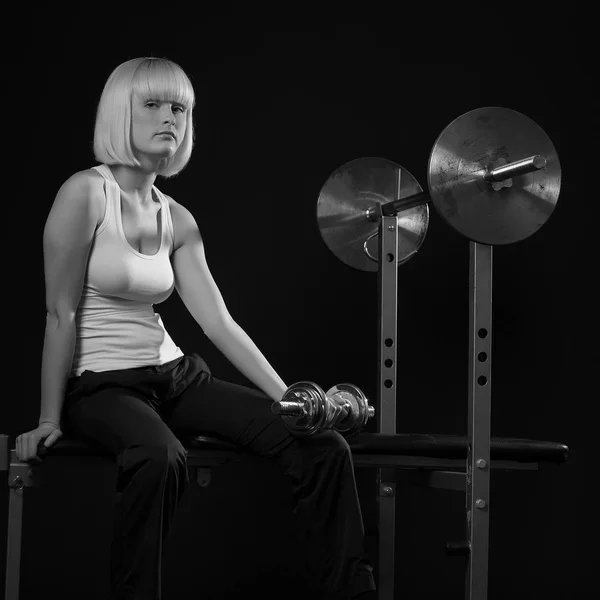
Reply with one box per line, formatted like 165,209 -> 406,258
169,199 -> 288,402
39,170 -> 101,426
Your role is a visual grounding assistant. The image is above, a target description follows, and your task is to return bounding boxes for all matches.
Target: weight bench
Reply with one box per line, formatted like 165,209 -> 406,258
1,431 -> 569,600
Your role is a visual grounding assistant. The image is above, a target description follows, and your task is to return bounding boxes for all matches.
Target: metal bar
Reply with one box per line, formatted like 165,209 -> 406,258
384,191 -> 430,216
483,155 -> 546,182
377,216 -> 399,600
376,168 -> 401,600
378,235 -> 399,433
0,434 -> 8,471
271,399 -> 307,416
365,191 -> 430,222
6,479 -> 24,600
465,242 -> 493,600
0,434 -> 20,600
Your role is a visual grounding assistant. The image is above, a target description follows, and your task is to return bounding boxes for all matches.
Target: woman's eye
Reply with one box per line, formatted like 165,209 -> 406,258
144,101 -> 185,113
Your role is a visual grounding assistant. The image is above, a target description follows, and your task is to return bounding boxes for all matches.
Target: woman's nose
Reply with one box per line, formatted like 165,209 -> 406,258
161,106 -> 176,123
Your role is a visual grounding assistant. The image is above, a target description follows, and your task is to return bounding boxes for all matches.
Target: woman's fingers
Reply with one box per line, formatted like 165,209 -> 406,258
326,396 -> 350,427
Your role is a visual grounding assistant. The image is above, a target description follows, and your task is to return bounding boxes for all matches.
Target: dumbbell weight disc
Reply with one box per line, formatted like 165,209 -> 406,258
326,383 -> 374,438
278,381 -> 330,437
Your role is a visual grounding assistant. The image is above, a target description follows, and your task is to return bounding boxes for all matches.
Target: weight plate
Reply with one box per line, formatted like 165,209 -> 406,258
317,157 -> 429,272
428,107 -> 561,245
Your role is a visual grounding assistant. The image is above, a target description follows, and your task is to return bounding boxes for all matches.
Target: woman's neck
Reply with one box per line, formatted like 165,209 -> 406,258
108,164 -> 158,205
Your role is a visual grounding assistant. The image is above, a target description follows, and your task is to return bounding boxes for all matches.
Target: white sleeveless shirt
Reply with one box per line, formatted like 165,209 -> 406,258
69,164 -> 184,377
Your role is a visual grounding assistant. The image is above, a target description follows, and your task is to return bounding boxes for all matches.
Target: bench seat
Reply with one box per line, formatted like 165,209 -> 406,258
36,432 -> 569,465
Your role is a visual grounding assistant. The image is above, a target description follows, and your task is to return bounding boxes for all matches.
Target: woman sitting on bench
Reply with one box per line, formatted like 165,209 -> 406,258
15,56 -> 376,600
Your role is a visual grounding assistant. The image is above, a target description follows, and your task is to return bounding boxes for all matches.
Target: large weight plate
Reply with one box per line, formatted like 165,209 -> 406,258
317,157 -> 429,272
428,107 -> 561,245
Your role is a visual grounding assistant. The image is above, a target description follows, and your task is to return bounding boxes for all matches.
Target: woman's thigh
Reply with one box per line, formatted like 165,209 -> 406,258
63,385 -> 183,457
163,376 -> 296,460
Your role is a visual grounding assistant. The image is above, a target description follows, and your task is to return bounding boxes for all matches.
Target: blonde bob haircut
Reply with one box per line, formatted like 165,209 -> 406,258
94,57 -> 195,178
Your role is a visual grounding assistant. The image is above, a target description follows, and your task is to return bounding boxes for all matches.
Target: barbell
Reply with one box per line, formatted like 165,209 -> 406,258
316,107 -> 561,271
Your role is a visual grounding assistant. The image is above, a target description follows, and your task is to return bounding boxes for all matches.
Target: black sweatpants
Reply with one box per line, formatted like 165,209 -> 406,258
61,353 -> 376,600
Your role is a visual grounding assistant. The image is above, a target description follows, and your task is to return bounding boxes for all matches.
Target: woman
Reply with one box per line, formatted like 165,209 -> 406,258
15,57 -> 376,600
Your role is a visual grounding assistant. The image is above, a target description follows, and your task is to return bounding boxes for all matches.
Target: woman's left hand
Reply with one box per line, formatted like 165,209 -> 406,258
325,394 -> 351,428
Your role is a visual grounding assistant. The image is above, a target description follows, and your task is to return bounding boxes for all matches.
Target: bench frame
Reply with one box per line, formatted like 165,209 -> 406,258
2,433 -> 562,600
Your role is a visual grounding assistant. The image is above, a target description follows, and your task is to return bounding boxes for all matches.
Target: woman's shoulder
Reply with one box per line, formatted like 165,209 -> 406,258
58,168 -> 105,198
161,193 -> 198,226
55,168 -> 106,226
158,193 -> 200,252
62,167 -> 103,184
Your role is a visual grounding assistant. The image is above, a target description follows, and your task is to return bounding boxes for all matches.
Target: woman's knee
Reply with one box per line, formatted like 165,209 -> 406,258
155,440 -> 188,471
307,429 -> 352,456
120,440 -> 188,474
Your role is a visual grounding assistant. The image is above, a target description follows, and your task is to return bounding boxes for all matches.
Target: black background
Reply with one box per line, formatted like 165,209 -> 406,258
3,10 -> 591,600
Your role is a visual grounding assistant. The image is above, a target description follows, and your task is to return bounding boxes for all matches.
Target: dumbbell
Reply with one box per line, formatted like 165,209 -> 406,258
271,381 -> 375,438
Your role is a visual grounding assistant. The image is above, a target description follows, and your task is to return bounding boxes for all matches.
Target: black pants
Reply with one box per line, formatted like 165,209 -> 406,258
61,353 -> 376,600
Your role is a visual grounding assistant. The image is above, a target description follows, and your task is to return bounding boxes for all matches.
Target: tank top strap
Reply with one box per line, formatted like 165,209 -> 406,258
93,163 -> 118,183
152,186 -> 176,251
91,164 -> 119,234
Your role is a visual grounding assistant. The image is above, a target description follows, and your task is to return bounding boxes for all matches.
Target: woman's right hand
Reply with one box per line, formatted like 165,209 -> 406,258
15,423 -> 63,463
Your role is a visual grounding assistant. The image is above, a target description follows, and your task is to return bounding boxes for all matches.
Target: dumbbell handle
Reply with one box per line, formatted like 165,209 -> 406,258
272,392 -> 353,426
272,394 -> 342,417
272,399 -> 306,416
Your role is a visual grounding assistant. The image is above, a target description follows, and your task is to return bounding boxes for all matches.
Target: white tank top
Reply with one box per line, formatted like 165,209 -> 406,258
69,164 -> 184,377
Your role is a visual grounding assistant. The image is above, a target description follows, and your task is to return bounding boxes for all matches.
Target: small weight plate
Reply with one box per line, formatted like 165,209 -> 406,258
317,157 -> 429,272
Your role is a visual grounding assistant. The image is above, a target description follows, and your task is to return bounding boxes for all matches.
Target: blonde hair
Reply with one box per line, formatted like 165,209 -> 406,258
93,57 -> 195,178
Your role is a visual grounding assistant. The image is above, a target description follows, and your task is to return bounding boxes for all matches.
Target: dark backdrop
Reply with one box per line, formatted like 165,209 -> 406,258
3,12 -> 590,600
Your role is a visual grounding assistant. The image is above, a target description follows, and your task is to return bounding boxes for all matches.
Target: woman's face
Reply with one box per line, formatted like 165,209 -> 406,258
130,93 -> 187,164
